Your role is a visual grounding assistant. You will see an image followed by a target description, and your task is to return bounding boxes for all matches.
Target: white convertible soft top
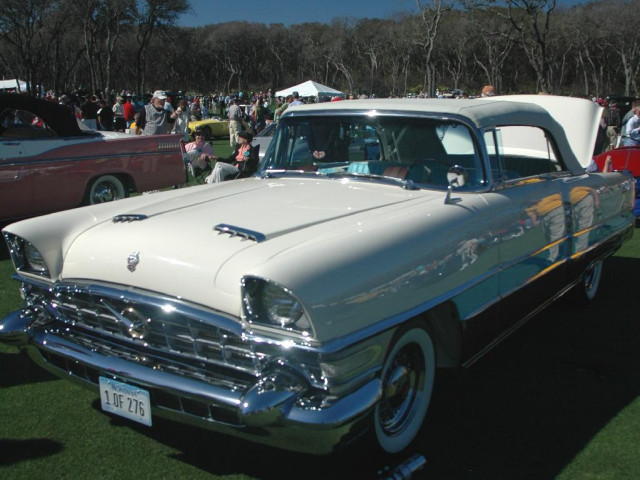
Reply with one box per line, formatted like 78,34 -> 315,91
284,95 -> 602,174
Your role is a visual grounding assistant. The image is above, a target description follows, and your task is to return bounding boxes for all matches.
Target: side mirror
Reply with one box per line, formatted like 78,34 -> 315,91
447,165 -> 467,188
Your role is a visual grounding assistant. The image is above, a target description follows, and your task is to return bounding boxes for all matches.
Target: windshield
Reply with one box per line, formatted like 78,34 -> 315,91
259,114 -> 484,189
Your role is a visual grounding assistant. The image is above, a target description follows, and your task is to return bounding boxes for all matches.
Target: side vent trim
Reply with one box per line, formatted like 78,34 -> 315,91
113,214 -> 149,223
214,224 -> 266,243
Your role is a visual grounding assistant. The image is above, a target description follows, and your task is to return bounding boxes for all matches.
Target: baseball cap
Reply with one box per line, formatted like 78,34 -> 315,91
153,90 -> 167,100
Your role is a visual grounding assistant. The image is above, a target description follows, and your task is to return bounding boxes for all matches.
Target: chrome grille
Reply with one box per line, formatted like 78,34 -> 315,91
36,283 -> 265,391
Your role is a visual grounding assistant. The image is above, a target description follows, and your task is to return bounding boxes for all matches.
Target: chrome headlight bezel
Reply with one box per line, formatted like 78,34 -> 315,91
3,232 -> 51,278
242,276 -> 314,338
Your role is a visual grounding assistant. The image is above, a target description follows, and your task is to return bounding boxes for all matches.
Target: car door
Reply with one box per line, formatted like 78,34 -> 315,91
486,127 -> 573,334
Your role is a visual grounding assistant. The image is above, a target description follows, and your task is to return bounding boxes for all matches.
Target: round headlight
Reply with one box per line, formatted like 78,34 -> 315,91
25,242 -> 48,273
262,282 -> 304,327
242,277 -> 312,335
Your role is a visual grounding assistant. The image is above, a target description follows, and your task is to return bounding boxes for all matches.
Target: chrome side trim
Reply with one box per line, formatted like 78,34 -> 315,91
0,149 -> 181,168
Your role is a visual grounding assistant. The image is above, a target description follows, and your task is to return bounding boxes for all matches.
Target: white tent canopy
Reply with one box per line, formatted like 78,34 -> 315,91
275,80 -> 343,98
0,79 -> 27,91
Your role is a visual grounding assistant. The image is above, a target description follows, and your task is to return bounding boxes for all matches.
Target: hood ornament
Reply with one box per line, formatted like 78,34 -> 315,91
127,251 -> 140,272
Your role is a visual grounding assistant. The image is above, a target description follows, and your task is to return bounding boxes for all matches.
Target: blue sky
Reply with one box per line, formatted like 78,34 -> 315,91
178,0 -> 586,27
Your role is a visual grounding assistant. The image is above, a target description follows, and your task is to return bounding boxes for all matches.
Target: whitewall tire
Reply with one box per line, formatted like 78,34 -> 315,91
374,326 -> 435,453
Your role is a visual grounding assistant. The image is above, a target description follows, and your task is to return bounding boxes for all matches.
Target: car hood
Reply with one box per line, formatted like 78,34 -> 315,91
54,177 -> 433,315
190,118 -> 227,126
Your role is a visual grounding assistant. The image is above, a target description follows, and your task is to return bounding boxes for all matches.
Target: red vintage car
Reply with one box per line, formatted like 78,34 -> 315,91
593,146 -> 640,221
0,93 -> 186,222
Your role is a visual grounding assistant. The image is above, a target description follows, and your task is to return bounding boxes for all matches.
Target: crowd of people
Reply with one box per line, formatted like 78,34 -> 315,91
40,85 -> 640,182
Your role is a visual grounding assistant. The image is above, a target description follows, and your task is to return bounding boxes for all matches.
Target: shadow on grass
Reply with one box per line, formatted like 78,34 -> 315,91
418,255 -> 640,478
106,256 -> 640,479
0,349 -> 58,388
0,221 -> 9,260
0,439 -> 64,466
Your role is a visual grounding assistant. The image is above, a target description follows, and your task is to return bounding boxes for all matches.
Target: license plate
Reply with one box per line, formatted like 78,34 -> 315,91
99,376 -> 152,426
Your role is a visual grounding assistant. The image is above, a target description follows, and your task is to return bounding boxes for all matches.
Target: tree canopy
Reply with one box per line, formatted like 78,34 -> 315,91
0,0 -> 637,99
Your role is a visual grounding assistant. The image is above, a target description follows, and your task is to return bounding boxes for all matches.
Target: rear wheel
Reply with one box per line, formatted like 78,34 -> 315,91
575,259 -> 603,303
374,326 -> 435,453
86,175 -> 126,204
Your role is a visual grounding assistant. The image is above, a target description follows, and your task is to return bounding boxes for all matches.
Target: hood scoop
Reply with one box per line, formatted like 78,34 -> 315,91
214,224 -> 266,243
113,214 -> 149,223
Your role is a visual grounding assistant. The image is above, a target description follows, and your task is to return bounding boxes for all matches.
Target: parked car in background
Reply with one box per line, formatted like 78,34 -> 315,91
186,116 -> 229,139
593,146 -> 640,222
0,96 -> 635,456
0,94 -> 186,222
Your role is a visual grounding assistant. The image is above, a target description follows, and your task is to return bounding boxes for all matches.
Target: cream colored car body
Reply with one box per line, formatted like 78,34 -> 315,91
1,95 -> 635,455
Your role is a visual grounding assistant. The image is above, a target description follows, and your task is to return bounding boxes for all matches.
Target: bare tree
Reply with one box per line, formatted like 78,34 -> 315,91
484,0 -> 557,93
320,19 -> 356,94
461,4 -> 516,93
263,24 -> 293,90
103,0 -> 136,98
353,19 -> 388,96
434,12 -> 478,92
597,0 -> 640,96
414,0 -> 453,96
0,0 -> 75,96
133,0 -> 189,94
561,3 -> 605,96
0,0 -> 636,100
376,17 -> 416,96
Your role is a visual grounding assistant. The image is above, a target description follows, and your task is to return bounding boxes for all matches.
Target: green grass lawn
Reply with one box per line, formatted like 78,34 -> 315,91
0,196 -> 638,478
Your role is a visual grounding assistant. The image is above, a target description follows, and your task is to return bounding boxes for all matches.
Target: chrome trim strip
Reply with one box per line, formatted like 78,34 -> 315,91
25,330 -> 381,432
461,280 -> 577,368
0,149 -> 181,168
287,378 -> 381,425
33,331 -> 244,407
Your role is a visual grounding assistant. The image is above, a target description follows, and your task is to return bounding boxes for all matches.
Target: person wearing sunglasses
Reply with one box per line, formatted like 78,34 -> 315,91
206,130 -> 258,183
184,127 -> 216,175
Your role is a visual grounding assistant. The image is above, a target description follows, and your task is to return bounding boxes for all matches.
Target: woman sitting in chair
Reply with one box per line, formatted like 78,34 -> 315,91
206,130 -> 259,183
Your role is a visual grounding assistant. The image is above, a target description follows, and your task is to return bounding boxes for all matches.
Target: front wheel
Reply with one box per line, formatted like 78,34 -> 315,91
374,326 -> 435,453
86,175 -> 126,204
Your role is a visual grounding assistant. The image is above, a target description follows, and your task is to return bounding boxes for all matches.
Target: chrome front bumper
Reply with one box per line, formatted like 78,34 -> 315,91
1,308 -> 382,454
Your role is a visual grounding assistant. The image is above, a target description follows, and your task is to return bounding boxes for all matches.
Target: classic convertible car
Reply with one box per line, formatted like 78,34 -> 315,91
0,93 -> 186,222
0,96 -> 635,455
